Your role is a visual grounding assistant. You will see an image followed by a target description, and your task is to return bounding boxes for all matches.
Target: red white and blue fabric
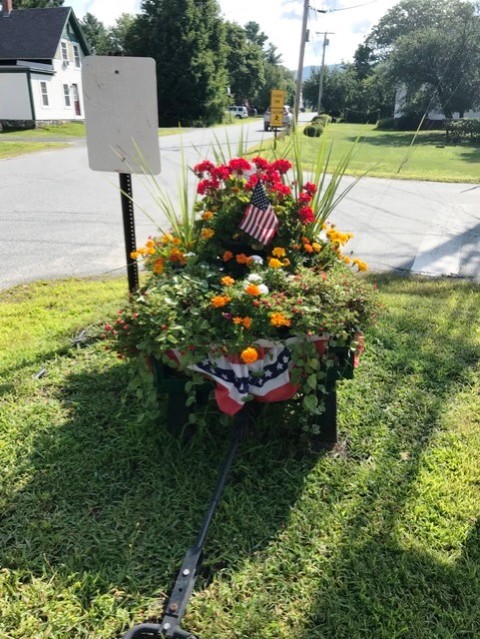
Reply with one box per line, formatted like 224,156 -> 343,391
169,335 -> 330,416
239,181 -> 279,245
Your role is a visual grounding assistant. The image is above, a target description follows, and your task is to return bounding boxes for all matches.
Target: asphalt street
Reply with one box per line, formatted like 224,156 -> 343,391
1,120 -> 479,290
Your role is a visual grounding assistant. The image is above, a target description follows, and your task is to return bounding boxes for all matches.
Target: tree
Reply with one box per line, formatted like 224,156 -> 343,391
79,12 -> 110,55
224,22 -> 265,105
107,13 -> 136,55
12,0 -> 63,6
366,0 -> 480,117
255,63 -> 295,112
128,0 -> 229,126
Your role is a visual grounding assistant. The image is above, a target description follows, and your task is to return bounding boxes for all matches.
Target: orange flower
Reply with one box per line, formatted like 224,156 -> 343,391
211,295 -> 231,308
242,317 -> 252,329
221,276 -> 235,286
303,243 -> 314,253
222,250 -> 234,262
201,228 -> 215,239
233,316 -> 243,324
153,257 -> 165,274
269,312 -> 291,327
268,258 -> 283,269
353,258 -> 368,272
236,253 -> 253,265
130,250 -> 140,259
240,347 -> 258,363
271,246 -> 286,258
201,210 -> 214,220
245,283 -> 261,296
169,248 -> 186,264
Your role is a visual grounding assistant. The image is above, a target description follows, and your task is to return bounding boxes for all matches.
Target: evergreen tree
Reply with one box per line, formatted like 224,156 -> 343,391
79,13 -> 110,54
225,22 -> 265,105
129,0 -> 228,126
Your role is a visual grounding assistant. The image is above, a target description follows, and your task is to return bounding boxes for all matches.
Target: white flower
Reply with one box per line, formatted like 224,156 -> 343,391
317,230 -> 328,243
247,273 -> 263,283
258,284 -> 269,295
249,255 -> 264,265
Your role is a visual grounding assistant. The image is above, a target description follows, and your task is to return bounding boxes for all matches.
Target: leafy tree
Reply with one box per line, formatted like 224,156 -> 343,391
366,0 -> 480,117
79,12 -> 110,54
107,13 -> 136,54
255,63 -> 295,112
128,0 -> 229,126
244,21 -> 268,48
224,22 -> 265,105
12,0 -> 63,6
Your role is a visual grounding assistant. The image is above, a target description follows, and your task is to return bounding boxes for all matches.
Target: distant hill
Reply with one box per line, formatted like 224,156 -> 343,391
293,64 -> 342,80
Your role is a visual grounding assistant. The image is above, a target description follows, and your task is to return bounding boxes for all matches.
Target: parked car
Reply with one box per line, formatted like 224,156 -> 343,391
263,105 -> 293,131
228,105 -> 248,119
248,106 -> 258,116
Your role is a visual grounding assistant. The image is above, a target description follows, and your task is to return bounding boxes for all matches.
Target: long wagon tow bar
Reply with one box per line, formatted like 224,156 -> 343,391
120,405 -> 253,639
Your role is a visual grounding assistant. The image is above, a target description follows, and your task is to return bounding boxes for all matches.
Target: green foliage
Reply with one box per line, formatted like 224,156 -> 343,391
1,276 -> 480,639
224,22 -> 265,106
127,0 -> 229,126
311,114 -> 331,126
366,0 -> 480,118
303,124 -> 323,138
445,118 -> 480,143
79,12 -> 111,54
375,117 -> 395,130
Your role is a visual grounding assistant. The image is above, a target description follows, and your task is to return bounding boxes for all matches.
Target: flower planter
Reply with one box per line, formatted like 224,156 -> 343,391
151,343 -> 355,445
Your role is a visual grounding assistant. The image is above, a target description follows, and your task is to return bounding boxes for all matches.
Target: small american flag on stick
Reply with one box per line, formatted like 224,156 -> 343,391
239,181 -> 279,245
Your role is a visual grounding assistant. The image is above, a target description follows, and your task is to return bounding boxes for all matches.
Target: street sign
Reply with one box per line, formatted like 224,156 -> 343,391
270,89 -> 285,110
82,56 -> 160,175
82,56 -> 161,294
270,89 -> 285,129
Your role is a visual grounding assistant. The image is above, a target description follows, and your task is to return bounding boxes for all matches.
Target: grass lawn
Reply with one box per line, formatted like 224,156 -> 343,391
291,122 -> 480,183
0,141 -> 68,159
1,275 -> 479,638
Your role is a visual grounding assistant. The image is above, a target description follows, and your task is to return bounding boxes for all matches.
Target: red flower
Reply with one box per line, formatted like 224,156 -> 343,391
193,160 -> 214,176
245,174 -> 259,190
299,206 -> 315,224
271,159 -> 292,174
252,156 -> 270,170
211,165 -> 231,181
304,182 -> 317,195
270,182 -> 292,197
298,191 -> 312,203
228,158 -> 251,173
197,178 -> 220,194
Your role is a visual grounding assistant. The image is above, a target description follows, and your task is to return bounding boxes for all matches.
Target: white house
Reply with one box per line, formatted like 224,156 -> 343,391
394,86 -> 480,121
0,0 -> 90,126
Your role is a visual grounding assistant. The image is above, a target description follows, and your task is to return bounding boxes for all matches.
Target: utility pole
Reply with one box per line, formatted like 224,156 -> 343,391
294,0 -> 310,127
316,31 -> 334,115
295,3 -> 327,126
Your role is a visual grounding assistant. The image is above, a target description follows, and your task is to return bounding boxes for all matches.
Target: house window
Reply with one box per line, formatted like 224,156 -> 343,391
73,44 -> 80,68
40,82 -> 49,107
63,84 -> 71,107
61,41 -> 68,61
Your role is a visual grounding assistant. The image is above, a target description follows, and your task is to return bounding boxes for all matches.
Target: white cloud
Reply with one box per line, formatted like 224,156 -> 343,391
69,0 -> 398,69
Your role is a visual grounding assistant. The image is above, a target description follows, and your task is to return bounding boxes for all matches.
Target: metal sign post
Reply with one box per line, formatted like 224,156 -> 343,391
82,56 -> 161,295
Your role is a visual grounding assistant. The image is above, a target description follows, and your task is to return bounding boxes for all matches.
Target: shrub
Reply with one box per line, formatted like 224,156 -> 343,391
311,114 -> 332,127
375,117 -> 395,130
303,124 -> 323,137
445,118 -> 480,143
393,112 -> 424,131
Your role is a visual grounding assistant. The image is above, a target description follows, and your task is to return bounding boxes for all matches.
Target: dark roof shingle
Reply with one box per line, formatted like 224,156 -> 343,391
0,7 -> 73,60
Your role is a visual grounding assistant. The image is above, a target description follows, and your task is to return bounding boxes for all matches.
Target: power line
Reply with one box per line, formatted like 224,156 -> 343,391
310,0 -> 383,13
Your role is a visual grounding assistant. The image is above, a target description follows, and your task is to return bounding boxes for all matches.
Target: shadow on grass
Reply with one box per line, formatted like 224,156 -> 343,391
0,356 -> 327,636
1,277 -> 479,638
346,132 -> 448,147
291,276 -> 480,639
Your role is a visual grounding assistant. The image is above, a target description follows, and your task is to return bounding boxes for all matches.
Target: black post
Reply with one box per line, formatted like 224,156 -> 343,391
119,172 -> 139,294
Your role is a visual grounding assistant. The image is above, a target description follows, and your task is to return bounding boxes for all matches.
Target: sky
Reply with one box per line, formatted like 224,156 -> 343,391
68,0 -> 399,70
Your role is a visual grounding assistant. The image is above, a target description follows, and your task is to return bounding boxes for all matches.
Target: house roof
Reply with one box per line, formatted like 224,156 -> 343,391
0,7 -> 90,61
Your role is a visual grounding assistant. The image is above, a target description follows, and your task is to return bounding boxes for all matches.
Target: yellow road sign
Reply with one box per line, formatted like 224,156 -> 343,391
270,89 -> 285,110
270,111 -> 284,127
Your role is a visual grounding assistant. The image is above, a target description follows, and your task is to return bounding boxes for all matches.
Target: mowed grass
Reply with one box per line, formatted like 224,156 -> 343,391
295,122 -> 480,183
1,275 -> 479,639
0,141 -> 68,159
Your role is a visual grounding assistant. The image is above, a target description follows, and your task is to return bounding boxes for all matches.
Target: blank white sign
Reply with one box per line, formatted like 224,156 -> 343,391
82,56 -> 161,174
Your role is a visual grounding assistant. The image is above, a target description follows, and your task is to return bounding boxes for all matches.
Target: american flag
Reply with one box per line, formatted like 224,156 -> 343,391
239,181 -> 279,245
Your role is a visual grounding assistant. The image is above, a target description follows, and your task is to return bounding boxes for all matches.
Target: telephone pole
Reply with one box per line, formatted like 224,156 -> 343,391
316,31 -> 334,115
294,3 -> 327,126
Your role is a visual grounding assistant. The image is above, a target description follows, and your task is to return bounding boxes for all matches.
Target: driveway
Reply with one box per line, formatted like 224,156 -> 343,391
0,121 -> 479,290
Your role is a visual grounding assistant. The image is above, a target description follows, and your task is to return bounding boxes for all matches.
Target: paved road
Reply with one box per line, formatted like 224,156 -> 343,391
1,121 -> 479,290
